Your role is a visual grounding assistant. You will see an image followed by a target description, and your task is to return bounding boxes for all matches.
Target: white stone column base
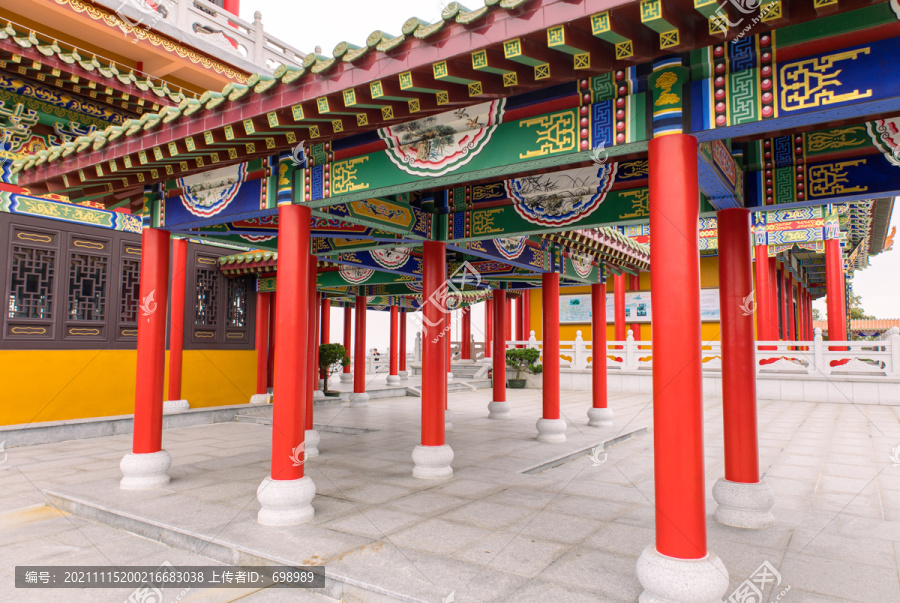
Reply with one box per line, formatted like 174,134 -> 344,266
445,409 -> 453,432
256,476 -> 316,526
120,450 -> 171,490
349,392 -> 369,407
313,390 -> 325,401
412,444 -> 454,479
398,370 -> 409,381
535,417 -> 567,443
636,545 -> 729,603
487,400 -> 511,419
318,378 -> 325,390
386,374 -> 400,384
249,393 -> 271,405
447,372 -> 454,382
457,359 -> 475,364
163,399 -> 189,414
712,477 -> 776,529
305,429 -> 320,459
587,407 -> 614,427
339,372 -> 352,383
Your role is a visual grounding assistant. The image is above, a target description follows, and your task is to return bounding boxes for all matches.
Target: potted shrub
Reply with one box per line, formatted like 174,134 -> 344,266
505,347 -> 542,389
318,343 -> 350,397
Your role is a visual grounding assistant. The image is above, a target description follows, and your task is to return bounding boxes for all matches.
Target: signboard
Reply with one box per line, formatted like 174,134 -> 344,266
560,289 -> 721,324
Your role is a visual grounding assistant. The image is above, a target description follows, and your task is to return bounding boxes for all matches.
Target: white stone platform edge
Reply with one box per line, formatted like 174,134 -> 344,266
636,545 -> 729,603
43,489 -> 419,602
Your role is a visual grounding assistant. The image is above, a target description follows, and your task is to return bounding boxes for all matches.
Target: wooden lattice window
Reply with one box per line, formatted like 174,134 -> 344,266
119,258 -> 141,324
194,267 -> 219,327
8,245 -> 55,319
67,253 -> 108,321
227,277 -> 248,328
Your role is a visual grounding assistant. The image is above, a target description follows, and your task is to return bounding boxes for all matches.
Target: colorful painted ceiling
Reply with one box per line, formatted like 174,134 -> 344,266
1,0 -> 897,298
11,0 -> 898,200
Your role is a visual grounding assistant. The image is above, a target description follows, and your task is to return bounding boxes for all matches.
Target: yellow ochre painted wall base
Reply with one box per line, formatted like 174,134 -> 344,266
0,350 -> 256,426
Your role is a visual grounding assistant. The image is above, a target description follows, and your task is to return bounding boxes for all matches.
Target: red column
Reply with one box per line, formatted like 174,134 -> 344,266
515,294 -> 524,341
754,244 -> 773,341
718,209 -> 760,483
588,282 -> 612,427
306,285 -> 319,427
536,271 -> 565,443
389,305 -> 399,380
319,296 -> 329,382
505,297 -> 512,341
167,237 -> 187,402
267,293 -> 276,388
132,228 -> 170,454
254,291 -> 271,395
353,298 -> 367,394
825,237 -> 847,344
523,289 -> 531,339
628,273 -> 641,341
447,320 -> 452,374
422,240 -> 447,446
485,298 -> 493,358
320,297 -> 330,346
461,307 -> 471,360
591,282 -> 608,409
399,310 -> 408,374
342,305 -> 352,376
804,287 -> 811,340
542,273 -> 560,421
808,288 -> 814,340
269,204 -> 310,482
786,273 -> 796,341
778,266 -> 787,340
649,134 -> 706,559
306,256 -> 319,412
614,272 -> 626,342
492,290 -> 506,403
768,257 -> 778,340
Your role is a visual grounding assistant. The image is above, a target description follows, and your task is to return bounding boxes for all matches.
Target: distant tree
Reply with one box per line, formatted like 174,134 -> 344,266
811,308 -> 821,321
848,293 -> 875,320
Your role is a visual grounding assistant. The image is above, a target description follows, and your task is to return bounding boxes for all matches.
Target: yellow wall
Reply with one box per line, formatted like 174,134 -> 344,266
529,257 -> 727,343
0,350 -> 256,426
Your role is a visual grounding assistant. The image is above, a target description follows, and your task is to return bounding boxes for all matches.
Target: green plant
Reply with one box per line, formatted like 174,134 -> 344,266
319,343 -> 350,395
505,347 -> 543,380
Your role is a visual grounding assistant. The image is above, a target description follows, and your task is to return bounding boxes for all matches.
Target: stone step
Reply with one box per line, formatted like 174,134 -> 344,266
43,492 -> 401,603
404,379 -> 491,397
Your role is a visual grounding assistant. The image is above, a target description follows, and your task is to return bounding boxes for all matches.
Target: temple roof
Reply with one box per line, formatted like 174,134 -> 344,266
12,0 -> 868,194
0,23 -> 188,110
